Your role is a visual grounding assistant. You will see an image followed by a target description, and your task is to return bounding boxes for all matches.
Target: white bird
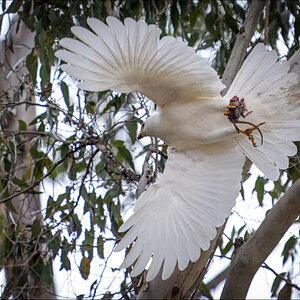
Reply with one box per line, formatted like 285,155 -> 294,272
55,17 -> 300,282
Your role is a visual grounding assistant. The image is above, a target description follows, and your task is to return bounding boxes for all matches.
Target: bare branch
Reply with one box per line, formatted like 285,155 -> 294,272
263,263 -> 300,293
206,267 -> 228,291
137,224 -> 226,299
221,0 -> 265,95
221,179 -> 300,299
136,150 -> 152,198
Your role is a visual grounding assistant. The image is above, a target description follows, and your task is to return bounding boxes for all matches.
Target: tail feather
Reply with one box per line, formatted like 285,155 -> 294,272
226,44 -> 299,180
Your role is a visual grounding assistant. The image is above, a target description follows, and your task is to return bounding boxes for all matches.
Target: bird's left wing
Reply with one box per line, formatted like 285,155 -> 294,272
55,17 -> 224,106
114,141 -> 244,281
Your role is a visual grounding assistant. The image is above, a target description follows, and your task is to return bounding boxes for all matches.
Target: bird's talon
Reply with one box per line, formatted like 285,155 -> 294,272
225,96 -> 265,147
237,124 -> 263,147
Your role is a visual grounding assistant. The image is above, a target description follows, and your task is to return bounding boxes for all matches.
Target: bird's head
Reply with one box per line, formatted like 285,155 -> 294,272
137,113 -> 160,140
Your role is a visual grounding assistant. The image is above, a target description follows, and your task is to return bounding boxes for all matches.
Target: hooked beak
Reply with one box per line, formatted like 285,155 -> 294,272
138,122 -> 145,140
137,129 -> 145,140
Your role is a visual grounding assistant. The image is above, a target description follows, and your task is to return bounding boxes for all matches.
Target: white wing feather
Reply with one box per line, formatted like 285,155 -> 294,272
56,17 -> 300,282
114,141 -> 244,281
55,17 -> 224,106
225,44 -> 300,180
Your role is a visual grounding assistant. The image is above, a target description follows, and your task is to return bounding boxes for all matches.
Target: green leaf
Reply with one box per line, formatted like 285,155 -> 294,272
49,233 -> 61,257
11,176 -> 29,188
29,112 -> 47,125
26,51 -> 38,86
171,1 -> 179,33
237,225 -> 246,236
118,146 -> 135,170
60,254 -> 71,271
95,159 -> 106,174
111,200 -> 121,223
252,176 -> 268,206
97,236 -> 104,258
225,13 -> 239,34
18,120 -> 27,131
3,157 -> 11,173
281,236 -> 297,265
271,273 -> 286,297
60,239 -> 71,271
221,240 -> 233,256
61,81 -> 70,108
30,141 -> 45,160
40,64 -> 50,89
205,12 -> 216,35
200,282 -> 213,300
72,213 -> 82,237
31,219 -> 41,237
112,140 -> 124,147
80,256 -> 91,280
46,196 -> 54,219
126,120 -> 137,144
41,262 -> 53,286
68,159 -> 77,180
188,32 -> 199,47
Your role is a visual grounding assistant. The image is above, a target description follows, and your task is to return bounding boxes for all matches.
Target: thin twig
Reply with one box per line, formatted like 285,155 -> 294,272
263,263 -> 300,292
264,0 -> 270,44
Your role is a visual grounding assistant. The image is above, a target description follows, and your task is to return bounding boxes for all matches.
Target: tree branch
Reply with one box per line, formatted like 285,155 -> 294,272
137,224 -> 226,299
221,0 -> 265,95
221,179 -> 300,299
206,266 -> 228,291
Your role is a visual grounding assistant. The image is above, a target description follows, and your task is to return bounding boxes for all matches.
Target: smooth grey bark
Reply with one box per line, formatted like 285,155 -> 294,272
136,225 -> 225,299
0,15 -> 55,299
221,179 -> 300,299
221,0 -> 266,95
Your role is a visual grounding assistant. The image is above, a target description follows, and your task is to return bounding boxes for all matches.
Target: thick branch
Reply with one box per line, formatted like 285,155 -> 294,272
221,0 -> 265,95
221,179 -> 300,299
137,225 -> 226,299
206,267 -> 228,291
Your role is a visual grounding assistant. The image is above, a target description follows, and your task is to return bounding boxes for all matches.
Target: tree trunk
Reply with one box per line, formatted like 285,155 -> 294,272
220,179 -> 300,299
0,15 -> 55,299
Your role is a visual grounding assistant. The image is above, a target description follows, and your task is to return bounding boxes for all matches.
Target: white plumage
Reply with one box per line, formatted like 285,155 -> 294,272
55,17 -> 300,282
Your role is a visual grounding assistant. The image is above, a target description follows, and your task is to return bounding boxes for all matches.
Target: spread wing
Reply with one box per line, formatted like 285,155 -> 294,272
114,141 -> 244,281
225,44 -> 300,181
55,17 -> 224,107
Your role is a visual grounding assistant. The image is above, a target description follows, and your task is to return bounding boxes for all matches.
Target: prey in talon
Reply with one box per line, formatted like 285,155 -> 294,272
224,96 -> 265,147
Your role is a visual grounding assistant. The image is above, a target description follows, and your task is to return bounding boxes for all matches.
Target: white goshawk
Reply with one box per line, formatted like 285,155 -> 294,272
55,17 -> 300,282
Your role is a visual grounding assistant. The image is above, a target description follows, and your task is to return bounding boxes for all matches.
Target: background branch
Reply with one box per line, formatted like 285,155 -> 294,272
221,0 -> 265,95
221,179 -> 300,299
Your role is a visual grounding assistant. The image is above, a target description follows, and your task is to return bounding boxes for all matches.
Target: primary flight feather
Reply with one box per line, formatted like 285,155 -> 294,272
55,16 -> 300,282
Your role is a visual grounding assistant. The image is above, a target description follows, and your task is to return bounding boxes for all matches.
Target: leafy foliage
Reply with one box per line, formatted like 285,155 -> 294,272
0,0 -> 299,299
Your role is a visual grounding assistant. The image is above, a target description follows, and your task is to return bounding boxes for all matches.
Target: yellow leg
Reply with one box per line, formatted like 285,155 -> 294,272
238,128 -> 257,147
237,123 -> 265,147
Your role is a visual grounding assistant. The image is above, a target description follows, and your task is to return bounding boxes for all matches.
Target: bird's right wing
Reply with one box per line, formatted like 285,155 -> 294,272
55,17 -> 224,107
114,141 -> 244,281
